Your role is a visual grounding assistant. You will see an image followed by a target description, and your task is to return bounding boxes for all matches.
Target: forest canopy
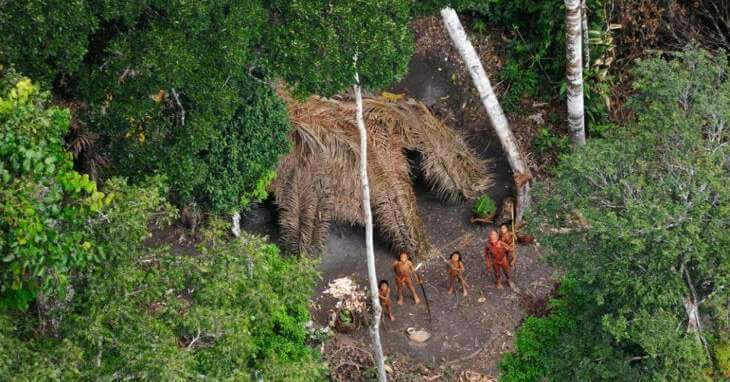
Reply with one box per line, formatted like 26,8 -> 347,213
2,0 -> 729,380
0,0 -> 415,213
501,48 -> 729,381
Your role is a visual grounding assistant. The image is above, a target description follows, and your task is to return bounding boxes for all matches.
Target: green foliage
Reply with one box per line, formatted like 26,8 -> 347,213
502,49 -> 729,380
532,127 -> 570,157
472,19 -> 488,34
1,186 -> 324,380
157,75 -> 291,213
715,342 -> 730,378
501,277 -> 634,381
472,194 -> 497,217
338,309 -> 354,325
240,169 -> 278,210
0,175 -> 178,380
583,68 -> 615,137
69,230 -> 322,380
266,0 -> 414,97
0,1 -> 97,85
498,61 -> 539,111
473,0 -> 577,109
70,2 -> 290,213
92,176 -> 177,259
412,0 -> 493,15
1,1 -> 419,213
0,313 -> 85,380
1,1 -> 290,214
0,72 -> 107,310
500,278 -> 625,382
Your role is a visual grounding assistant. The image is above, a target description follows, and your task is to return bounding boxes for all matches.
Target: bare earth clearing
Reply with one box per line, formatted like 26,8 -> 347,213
241,17 -> 559,380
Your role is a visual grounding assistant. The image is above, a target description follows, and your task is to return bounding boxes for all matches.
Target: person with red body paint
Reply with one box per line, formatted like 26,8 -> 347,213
484,230 -> 515,289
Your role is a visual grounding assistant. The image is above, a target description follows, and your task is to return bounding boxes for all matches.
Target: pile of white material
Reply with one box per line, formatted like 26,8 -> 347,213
323,277 -> 368,326
323,277 -> 360,300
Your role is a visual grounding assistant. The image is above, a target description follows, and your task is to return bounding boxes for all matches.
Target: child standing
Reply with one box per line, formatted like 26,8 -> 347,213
447,251 -> 468,296
378,280 -> 394,321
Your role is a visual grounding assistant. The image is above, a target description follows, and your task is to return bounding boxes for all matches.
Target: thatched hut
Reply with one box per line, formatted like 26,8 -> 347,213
273,89 -> 492,258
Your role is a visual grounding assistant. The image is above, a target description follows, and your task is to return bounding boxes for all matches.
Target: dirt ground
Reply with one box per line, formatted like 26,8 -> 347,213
312,18 -> 561,380
311,199 -> 555,380
240,16 -> 560,381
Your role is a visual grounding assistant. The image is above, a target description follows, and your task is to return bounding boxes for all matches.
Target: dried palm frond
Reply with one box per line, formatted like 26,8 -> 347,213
66,125 -> 98,158
276,94 -> 363,227
274,87 -> 492,258
365,97 -> 491,201
60,100 -> 109,181
368,126 -> 428,256
276,156 -> 332,255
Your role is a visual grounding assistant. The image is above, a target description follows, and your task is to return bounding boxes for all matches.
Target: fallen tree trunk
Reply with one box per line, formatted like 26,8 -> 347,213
440,7 -> 532,223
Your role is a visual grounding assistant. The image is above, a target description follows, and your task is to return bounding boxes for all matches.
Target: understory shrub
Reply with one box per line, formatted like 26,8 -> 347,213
532,127 -> 570,158
0,71 -> 106,309
1,205 -> 325,380
472,194 -> 497,218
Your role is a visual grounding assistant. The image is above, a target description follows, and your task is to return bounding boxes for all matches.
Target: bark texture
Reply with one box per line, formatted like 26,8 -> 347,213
566,0 -> 587,145
354,69 -> 387,382
582,0 -> 590,69
440,7 -> 532,222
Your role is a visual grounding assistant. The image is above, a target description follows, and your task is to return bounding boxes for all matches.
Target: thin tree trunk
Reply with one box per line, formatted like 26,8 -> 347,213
566,0 -> 586,145
354,61 -> 387,382
582,0 -> 590,70
440,7 -> 532,223
231,212 -> 253,277
231,212 -> 241,238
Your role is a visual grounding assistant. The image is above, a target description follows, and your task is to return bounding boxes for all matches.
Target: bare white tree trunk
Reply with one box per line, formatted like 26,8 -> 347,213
354,60 -> 387,382
231,212 -> 241,238
440,7 -> 532,223
582,0 -> 590,70
231,212 -> 253,277
566,0 -> 586,145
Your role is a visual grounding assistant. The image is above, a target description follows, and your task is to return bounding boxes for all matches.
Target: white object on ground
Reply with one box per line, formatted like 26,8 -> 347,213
407,327 -> 432,343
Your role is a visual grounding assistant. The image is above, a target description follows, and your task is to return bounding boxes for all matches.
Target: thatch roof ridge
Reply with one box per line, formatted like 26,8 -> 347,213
273,88 -> 492,258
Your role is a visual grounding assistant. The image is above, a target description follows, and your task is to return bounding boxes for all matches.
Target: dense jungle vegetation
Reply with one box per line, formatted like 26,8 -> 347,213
500,48 -> 729,382
1,0 -> 728,380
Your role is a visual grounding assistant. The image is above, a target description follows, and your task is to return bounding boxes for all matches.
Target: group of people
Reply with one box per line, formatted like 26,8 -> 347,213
378,224 -> 518,321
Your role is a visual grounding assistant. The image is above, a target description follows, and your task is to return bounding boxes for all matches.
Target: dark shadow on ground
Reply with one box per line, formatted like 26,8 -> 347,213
311,54 -> 554,376
242,53 -> 554,376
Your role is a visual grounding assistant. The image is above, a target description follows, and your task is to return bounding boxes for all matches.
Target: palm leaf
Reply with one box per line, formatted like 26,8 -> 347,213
274,86 -> 492,258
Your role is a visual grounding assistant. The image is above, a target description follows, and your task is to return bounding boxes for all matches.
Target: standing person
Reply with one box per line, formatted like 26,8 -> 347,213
484,230 -> 515,289
499,223 -> 517,267
378,280 -> 395,321
446,251 -> 468,296
392,252 -> 422,305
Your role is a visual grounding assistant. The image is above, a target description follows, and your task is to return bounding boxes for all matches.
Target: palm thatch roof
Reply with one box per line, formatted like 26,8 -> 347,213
273,88 -> 492,258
